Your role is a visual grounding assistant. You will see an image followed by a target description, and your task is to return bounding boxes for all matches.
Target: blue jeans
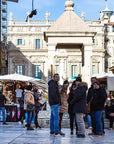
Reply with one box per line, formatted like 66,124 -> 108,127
27,111 -> 35,126
87,114 -> 92,128
0,107 -> 6,123
50,105 -> 60,133
92,110 -> 103,134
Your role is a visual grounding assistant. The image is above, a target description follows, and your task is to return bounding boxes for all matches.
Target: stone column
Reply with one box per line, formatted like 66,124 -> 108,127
27,59 -> 32,76
82,45 -> 92,86
48,45 -> 56,80
59,58 -> 64,84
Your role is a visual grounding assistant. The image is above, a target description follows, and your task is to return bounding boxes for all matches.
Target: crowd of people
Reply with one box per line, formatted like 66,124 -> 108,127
0,73 -> 114,137
48,74 -> 114,138
0,84 -> 45,130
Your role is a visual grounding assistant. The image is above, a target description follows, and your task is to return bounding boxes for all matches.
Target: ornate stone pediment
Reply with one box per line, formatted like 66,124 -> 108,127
68,56 -> 81,63
12,55 -> 27,64
92,57 -> 100,63
30,56 -> 46,63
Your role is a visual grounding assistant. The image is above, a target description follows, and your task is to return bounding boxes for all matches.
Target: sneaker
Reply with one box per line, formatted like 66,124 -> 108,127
38,125 -> 41,129
36,125 -> 41,129
3,122 -> 8,125
25,124 -> 29,127
70,131 -> 73,135
60,131 -> 65,136
50,132 -> 55,135
88,127 -> 92,130
27,127 -> 34,130
76,131 -> 78,135
77,134 -> 86,138
55,133 -> 60,136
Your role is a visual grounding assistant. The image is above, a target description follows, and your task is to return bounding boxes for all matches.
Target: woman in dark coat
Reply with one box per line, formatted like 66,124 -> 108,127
68,83 -> 77,135
70,82 -> 88,138
91,81 -> 107,136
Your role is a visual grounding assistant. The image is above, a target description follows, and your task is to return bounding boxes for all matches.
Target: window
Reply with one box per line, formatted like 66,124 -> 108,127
17,65 -> 23,75
112,26 -> 114,32
17,39 -> 22,45
55,65 -> 59,74
36,39 -> 40,49
105,26 -> 109,33
92,65 -> 96,75
71,65 -> 78,79
35,65 -> 41,79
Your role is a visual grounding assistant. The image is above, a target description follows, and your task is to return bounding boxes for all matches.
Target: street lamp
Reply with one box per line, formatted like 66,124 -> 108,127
26,0 -> 37,21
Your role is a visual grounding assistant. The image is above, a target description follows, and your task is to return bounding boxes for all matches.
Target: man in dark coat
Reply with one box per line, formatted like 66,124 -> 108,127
0,89 -> 7,125
87,77 -> 97,134
105,100 -> 114,130
87,77 -> 106,135
70,77 -> 88,138
48,73 -> 61,135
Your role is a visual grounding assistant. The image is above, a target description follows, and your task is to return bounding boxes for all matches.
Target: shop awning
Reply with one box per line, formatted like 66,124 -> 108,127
92,72 -> 114,91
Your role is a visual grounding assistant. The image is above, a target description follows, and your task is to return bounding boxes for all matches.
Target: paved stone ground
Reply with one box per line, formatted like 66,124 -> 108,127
0,122 -> 114,144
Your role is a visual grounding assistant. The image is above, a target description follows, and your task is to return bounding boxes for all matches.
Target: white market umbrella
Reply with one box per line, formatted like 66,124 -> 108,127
0,73 -> 48,92
0,73 -> 35,81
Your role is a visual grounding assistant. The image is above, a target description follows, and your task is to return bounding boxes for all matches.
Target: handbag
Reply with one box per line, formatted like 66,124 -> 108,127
27,104 -> 35,112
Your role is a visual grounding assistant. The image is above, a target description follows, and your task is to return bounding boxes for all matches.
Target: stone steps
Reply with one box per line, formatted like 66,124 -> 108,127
38,118 -> 113,129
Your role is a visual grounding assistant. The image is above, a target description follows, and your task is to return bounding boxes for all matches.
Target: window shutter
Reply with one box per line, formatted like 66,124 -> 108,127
32,64 -> 35,77
23,65 -> 25,75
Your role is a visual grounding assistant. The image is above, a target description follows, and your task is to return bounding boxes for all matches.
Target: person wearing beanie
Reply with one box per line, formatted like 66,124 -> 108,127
70,79 -> 88,138
75,77 -> 82,82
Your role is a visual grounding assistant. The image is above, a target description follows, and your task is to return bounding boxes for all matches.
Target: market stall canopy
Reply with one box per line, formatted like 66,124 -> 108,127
92,72 -> 114,79
0,73 -> 35,81
0,73 -> 48,92
92,72 -> 114,91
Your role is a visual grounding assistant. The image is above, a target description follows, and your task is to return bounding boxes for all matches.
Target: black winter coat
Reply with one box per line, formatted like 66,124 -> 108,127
70,82 -> 88,114
48,80 -> 61,106
67,90 -> 75,114
105,104 -> 114,118
90,87 -> 107,112
0,92 -> 7,107
33,90 -> 41,108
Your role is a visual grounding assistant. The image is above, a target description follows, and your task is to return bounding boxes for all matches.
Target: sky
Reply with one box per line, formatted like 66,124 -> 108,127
7,0 -> 114,21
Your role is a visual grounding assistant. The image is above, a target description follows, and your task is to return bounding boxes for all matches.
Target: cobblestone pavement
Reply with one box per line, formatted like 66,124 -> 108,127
0,123 -> 114,144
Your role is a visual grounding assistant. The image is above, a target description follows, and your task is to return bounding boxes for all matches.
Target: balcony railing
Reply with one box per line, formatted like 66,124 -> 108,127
84,20 -> 101,25
10,20 -> 56,25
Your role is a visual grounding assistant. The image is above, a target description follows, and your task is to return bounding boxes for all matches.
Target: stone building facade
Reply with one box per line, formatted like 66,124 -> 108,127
7,0 -> 114,85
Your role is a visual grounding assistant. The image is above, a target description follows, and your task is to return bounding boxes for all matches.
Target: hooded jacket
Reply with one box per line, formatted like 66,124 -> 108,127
70,82 -> 88,114
90,87 -> 107,112
48,79 -> 61,106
